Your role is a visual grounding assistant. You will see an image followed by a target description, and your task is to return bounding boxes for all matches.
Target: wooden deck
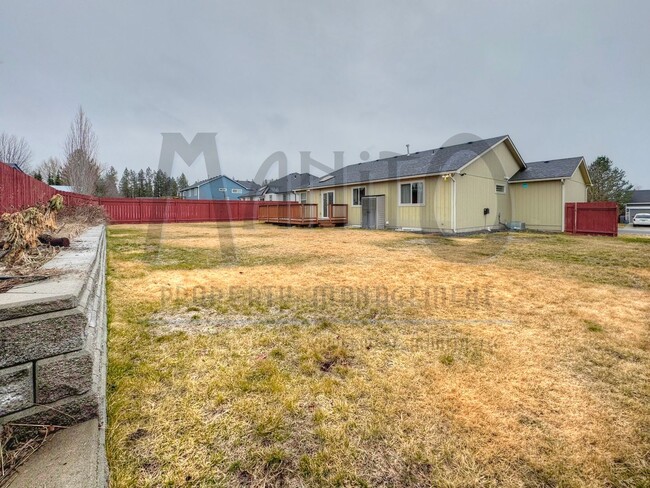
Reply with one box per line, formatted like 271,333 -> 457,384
258,203 -> 347,227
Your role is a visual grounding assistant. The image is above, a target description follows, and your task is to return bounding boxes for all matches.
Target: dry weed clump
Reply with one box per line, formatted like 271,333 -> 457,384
0,195 -> 63,265
55,204 -> 107,238
0,424 -> 61,488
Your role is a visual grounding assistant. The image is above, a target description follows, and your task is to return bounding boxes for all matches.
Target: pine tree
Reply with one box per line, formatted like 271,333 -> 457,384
588,156 -> 634,213
129,170 -> 138,197
168,177 -> 178,197
119,168 -> 131,197
144,167 -> 154,197
177,173 -> 189,190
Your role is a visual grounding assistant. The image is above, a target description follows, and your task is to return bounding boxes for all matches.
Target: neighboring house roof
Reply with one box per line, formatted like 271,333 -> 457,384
1,161 -> 24,172
267,173 -> 320,193
629,190 -> 650,204
240,173 -> 319,198
236,180 -> 261,191
509,157 -> 591,184
241,186 -> 268,199
51,185 -> 74,192
179,174 -> 246,192
302,135 -> 522,189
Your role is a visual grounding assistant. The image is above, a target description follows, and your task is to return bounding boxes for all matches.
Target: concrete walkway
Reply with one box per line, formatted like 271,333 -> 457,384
8,419 -> 107,488
619,224 -> 650,236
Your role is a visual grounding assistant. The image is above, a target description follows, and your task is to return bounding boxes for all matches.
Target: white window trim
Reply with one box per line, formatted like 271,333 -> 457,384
218,187 -> 227,192
495,183 -> 507,195
231,188 -> 243,194
351,186 -> 367,207
397,180 -> 425,207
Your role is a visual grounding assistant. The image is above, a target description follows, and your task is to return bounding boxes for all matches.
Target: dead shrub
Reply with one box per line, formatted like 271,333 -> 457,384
0,195 -> 63,265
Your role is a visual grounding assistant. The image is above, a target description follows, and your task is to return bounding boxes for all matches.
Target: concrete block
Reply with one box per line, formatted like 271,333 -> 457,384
36,351 -> 93,404
0,309 -> 86,368
0,224 -> 105,322
0,391 -> 99,436
0,363 -> 33,416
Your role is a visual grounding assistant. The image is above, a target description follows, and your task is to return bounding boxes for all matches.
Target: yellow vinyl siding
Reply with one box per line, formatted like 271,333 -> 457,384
307,176 -> 451,230
564,167 -> 588,203
454,142 -> 519,232
511,181 -> 563,231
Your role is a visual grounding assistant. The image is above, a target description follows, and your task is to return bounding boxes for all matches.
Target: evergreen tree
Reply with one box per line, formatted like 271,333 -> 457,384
119,168 -> 131,197
129,169 -> 138,197
177,173 -> 189,190
96,166 -> 120,197
145,167 -> 154,197
588,156 -> 634,213
33,171 -> 43,181
168,177 -> 179,197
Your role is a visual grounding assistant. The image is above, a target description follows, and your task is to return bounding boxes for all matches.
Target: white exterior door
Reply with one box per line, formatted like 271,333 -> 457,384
322,191 -> 334,218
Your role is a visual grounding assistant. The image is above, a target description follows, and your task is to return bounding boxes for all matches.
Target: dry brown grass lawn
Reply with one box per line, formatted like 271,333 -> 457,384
106,223 -> 650,487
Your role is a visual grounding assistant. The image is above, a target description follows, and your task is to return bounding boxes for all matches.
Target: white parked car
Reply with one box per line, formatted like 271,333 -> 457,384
632,213 -> 650,227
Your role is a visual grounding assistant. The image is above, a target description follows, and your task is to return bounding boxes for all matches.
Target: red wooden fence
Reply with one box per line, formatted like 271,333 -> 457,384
565,202 -> 618,237
0,162 -> 274,224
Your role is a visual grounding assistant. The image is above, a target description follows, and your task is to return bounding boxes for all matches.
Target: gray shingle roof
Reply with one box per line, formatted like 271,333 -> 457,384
509,157 -> 584,182
304,136 -> 510,189
179,174 -> 248,192
630,190 -> 650,203
236,179 -> 261,191
240,173 -> 319,198
267,173 -> 319,193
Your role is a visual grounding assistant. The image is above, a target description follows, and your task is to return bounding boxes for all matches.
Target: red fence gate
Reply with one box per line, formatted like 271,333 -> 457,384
565,202 -> 618,237
0,163 -> 265,224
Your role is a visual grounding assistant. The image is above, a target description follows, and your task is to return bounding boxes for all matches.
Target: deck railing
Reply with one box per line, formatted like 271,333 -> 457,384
258,203 -> 319,225
328,204 -> 348,223
258,202 -> 347,226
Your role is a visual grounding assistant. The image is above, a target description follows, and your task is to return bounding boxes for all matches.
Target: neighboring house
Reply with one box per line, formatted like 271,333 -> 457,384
50,185 -> 74,193
625,190 -> 650,222
236,180 -> 261,193
1,161 -> 24,172
298,135 -> 591,233
178,175 -> 249,200
240,173 -> 319,202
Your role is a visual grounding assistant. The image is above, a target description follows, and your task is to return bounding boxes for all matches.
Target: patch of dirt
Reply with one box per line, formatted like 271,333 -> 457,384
150,307 -> 333,336
150,308 -> 267,335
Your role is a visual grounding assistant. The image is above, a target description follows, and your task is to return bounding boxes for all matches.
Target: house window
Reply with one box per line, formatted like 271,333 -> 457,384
400,181 -> 424,205
495,184 -> 506,194
231,188 -> 243,194
299,192 -> 307,204
218,187 -> 227,192
352,186 -> 366,206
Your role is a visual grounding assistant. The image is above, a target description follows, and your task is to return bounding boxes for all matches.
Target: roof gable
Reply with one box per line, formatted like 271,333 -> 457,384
180,174 -> 247,192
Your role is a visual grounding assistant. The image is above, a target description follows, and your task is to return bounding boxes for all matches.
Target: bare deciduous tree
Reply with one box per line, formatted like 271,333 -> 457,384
0,132 -> 32,171
62,106 -> 100,195
37,157 -> 63,184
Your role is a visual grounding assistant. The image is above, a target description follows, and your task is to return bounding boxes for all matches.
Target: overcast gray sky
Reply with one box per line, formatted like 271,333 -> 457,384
1,0 -> 648,188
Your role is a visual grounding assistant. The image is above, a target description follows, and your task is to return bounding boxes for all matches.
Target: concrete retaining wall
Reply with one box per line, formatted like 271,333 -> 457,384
0,225 -> 107,484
